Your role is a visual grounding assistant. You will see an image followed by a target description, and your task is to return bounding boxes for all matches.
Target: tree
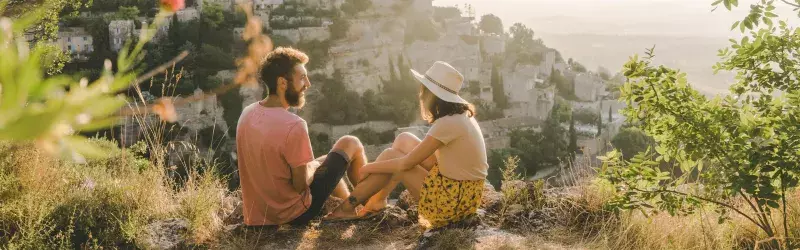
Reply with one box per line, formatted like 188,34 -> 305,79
490,63 -> 508,109
296,39 -> 331,71
596,108 -> 602,136
341,0 -> 372,16
572,107 -> 599,125
479,14 -> 503,34
600,1 -> 800,246
550,69 -> 576,100
569,59 -> 587,73
201,2 -> 225,30
329,17 -> 350,40
507,23 -> 534,54
114,6 -> 140,20
474,99 -> 503,121
598,66 -> 612,81
610,127 -> 655,161
568,114 -> 578,161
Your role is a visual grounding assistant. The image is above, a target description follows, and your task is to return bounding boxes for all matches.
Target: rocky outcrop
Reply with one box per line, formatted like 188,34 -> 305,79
141,218 -> 190,250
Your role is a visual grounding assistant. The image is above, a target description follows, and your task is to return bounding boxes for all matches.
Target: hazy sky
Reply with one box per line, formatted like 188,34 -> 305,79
432,0 -> 798,94
433,0 -> 799,37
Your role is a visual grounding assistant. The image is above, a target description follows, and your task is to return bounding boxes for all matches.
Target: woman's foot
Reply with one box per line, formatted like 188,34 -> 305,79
360,199 -> 388,216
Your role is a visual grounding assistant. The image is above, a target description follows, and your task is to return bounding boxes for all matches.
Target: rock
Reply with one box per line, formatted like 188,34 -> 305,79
397,190 -> 417,209
141,218 -> 190,250
505,204 -> 526,217
222,190 -> 243,225
481,182 -> 503,212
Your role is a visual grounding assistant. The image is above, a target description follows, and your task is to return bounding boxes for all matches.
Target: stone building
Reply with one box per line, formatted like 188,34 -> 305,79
109,20 -> 134,52
57,27 -> 93,60
574,72 -> 606,101
482,34 -> 505,55
298,0 -> 342,10
176,7 -> 200,22
254,0 -> 284,11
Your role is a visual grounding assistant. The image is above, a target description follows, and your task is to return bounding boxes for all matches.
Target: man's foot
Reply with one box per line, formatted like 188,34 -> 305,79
323,205 -> 361,222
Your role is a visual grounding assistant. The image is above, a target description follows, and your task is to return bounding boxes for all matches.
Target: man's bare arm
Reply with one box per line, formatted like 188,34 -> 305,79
290,160 -> 321,193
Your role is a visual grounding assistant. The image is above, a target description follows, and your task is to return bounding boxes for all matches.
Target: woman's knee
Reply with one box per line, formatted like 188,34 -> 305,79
332,135 -> 363,159
376,148 -> 404,161
392,132 -> 421,153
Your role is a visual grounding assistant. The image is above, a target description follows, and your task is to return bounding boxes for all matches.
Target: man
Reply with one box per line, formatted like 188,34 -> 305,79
236,47 -> 367,226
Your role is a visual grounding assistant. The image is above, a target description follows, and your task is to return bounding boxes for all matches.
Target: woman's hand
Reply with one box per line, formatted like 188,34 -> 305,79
398,159 -> 416,172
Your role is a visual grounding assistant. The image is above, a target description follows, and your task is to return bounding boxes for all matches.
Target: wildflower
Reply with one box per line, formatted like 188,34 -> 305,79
81,178 -> 96,190
160,0 -> 185,13
152,98 -> 178,122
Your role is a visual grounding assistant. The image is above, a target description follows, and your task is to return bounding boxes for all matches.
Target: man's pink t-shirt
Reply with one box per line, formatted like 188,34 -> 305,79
236,103 -> 314,226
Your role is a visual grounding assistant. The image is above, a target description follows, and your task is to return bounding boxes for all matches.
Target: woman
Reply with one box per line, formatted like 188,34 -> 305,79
325,61 -> 489,229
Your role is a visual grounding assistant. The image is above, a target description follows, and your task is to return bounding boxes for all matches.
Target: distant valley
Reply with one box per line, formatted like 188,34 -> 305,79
536,32 -> 737,95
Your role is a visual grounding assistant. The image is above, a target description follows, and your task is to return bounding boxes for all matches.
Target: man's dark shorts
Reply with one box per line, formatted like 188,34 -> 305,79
288,149 -> 350,225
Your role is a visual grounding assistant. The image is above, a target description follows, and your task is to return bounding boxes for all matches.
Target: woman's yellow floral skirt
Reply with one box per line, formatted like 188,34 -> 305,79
418,165 -> 484,229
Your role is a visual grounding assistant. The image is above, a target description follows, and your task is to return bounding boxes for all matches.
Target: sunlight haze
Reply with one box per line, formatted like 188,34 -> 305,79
433,0 -> 799,94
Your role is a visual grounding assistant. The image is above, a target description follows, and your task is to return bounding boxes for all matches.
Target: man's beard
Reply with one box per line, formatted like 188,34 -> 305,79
285,80 -> 306,108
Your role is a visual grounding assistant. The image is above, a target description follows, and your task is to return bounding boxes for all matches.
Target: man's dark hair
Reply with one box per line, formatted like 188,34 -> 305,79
419,85 -> 476,123
260,47 -> 309,96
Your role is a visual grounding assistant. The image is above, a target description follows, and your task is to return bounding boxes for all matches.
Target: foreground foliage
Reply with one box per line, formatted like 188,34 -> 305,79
0,140 -> 227,248
602,0 -> 800,247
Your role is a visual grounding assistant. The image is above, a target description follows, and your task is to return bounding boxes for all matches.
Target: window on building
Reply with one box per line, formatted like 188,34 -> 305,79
67,45 -> 71,51
84,36 -> 88,41
67,37 -> 71,42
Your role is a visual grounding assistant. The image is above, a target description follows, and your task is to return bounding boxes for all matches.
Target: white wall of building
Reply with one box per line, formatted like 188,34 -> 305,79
57,28 -> 93,56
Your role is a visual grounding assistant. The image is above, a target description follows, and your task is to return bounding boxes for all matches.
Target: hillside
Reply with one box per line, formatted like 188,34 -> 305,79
536,32 -> 736,95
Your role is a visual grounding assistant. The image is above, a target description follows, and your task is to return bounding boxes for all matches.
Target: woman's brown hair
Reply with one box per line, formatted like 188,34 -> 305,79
419,85 -> 476,123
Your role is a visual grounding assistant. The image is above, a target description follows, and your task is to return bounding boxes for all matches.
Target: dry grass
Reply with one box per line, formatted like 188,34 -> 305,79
0,138 -> 228,249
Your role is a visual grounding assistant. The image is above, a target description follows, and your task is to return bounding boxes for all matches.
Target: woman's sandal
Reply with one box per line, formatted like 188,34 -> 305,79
357,206 -> 389,220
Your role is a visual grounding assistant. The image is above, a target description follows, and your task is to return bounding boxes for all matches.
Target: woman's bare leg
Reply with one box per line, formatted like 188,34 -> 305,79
362,149 -> 405,211
361,133 -> 437,210
326,165 -> 428,220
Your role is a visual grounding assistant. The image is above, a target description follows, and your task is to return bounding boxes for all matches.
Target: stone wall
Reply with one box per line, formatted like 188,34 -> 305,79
272,29 -> 301,43
272,27 -> 330,43
364,143 -> 391,161
482,35 -> 505,55
109,20 -> 134,52
577,137 -> 605,156
309,121 -> 397,139
175,89 -> 229,134
479,116 -> 543,139
298,27 -> 330,41
484,136 -> 510,150
176,8 -> 200,22
405,33 -> 481,82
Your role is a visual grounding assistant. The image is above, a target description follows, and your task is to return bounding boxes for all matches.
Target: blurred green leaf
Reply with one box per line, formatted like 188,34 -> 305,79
731,21 -> 741,30
75,117 -> 121,132
0,109 -> 62,140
